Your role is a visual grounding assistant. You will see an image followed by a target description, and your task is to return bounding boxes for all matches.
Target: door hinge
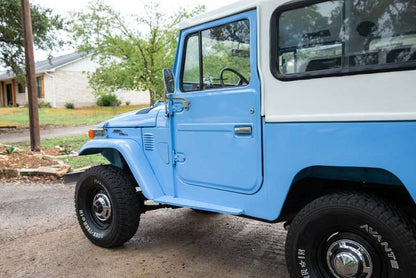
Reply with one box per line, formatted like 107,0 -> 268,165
173,104 -> 184,113
166,96 -> 190,116
173,153 -> 186,164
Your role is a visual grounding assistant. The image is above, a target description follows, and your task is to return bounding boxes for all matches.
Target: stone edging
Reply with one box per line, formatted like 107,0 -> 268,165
0,165 -> 71,179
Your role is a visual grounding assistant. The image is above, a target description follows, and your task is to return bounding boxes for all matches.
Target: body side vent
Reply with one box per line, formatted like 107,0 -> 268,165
143,133 -> 155,151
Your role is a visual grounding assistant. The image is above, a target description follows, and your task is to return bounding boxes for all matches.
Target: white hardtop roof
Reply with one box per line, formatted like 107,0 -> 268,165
179,0 -> 264,30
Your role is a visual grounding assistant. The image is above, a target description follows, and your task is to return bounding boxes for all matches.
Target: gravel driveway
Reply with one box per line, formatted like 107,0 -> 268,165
0,183 -> 289,278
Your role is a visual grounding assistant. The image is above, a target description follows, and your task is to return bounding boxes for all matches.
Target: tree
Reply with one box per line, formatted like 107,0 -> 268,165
0,0 -> 63,74
70,0 -> 204,105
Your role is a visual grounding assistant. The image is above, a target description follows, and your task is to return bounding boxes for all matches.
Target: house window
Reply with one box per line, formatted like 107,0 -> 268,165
18,83 -> 25,93
272,0 -> 416,80
36,76 -> 42,98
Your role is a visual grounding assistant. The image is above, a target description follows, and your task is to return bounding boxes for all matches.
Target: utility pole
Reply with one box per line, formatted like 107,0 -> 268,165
21,0 -> 40,151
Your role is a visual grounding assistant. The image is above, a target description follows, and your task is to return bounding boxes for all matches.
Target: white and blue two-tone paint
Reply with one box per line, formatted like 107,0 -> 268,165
80,0 -> 416,221
76,0 -> 416,276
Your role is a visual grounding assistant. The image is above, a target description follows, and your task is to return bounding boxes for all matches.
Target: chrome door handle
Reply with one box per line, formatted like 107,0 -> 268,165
234,126 -> 252,135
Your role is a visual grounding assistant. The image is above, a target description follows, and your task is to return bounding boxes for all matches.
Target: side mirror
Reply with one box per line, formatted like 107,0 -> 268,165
163,68 -> 175,94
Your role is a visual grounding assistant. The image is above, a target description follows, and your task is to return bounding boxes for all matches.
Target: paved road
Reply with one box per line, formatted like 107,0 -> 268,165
0,125 -> 94,143
0,183 -> 290,278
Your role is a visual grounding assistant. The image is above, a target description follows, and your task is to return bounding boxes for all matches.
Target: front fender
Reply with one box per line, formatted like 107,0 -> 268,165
79,139 -> 164,200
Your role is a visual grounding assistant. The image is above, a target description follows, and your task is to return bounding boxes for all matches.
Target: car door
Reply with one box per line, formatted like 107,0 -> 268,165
170,10 -> 262,195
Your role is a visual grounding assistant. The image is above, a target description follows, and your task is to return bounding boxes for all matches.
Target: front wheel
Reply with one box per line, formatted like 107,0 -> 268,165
75,165 -> 143,248
285,192 -> 416,278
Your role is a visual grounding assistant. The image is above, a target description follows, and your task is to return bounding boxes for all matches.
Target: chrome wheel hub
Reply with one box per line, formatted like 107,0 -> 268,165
326,239 -> 373,278
93,193 -> 111,222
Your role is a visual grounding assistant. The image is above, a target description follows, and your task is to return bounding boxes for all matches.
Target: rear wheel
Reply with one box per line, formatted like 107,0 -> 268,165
285,192 -> 416,278
75,165 -> 143,248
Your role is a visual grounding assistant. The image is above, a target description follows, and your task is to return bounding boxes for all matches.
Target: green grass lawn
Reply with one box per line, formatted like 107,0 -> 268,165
62,154 -> 108,170
0,105 -> 147,128
14,135 -> 89,149
13,135 -> 108,170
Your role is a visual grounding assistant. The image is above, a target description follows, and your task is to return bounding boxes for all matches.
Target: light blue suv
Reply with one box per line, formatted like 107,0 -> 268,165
75,0 -> 416,277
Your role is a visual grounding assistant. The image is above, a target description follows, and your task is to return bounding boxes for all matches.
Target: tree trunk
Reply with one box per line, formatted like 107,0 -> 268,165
149,89 -> 156,106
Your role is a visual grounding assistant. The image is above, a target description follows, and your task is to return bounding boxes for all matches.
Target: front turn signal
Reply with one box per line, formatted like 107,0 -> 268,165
88,129 -> 94,140
88,128 -> 106,140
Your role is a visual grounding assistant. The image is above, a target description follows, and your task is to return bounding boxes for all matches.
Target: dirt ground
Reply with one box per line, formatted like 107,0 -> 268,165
0,183 -> 290,278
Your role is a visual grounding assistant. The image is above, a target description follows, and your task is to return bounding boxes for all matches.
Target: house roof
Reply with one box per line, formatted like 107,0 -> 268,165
0,51 -> 88,81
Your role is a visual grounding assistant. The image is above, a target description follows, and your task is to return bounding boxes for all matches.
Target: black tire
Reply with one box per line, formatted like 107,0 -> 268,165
75,165 -> 143,248
285,192 -> 416,278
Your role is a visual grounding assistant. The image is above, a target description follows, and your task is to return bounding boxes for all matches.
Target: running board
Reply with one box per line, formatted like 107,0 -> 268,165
154,196 -> 243,215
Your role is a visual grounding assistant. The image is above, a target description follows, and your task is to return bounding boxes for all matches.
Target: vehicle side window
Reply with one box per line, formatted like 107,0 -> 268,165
182,34 -> 201,92
273,0 -> 416,79
181,19 -> 251,92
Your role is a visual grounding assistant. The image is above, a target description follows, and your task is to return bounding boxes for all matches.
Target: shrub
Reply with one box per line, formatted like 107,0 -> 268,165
38,100 -> 51,108
5,145 -> 17,154
59,144 -> 72,155
125,101 -> 131,106
96,94 -> 121,107
65,102 -> 75,109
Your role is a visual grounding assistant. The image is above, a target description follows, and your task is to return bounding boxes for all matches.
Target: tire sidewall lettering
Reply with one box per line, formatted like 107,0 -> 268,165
360,224 -> 400,270
78,209 -> 105,239
296,248 -> 311,278
93,178 -> 105,187
76,176 -> 113,241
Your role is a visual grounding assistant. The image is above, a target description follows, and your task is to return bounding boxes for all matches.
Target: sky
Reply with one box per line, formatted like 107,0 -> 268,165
31,0 -> 237,17
28,0 -> 238,62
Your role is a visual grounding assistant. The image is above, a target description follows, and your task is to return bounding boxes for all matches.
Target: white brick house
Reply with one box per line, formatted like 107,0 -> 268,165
0,52 -> 150,108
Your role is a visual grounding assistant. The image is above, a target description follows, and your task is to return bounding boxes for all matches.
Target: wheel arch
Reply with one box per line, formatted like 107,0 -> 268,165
80,147 -> 124,168
78,139 -> 164,200
278,165 -> 416,222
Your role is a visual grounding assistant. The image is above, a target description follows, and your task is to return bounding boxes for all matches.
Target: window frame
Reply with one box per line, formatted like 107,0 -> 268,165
18,83 -> 25,94
180,32 -> 203,93
180,18 -> 252,93
36,76 -> 44,99
270,0 -> 416,81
